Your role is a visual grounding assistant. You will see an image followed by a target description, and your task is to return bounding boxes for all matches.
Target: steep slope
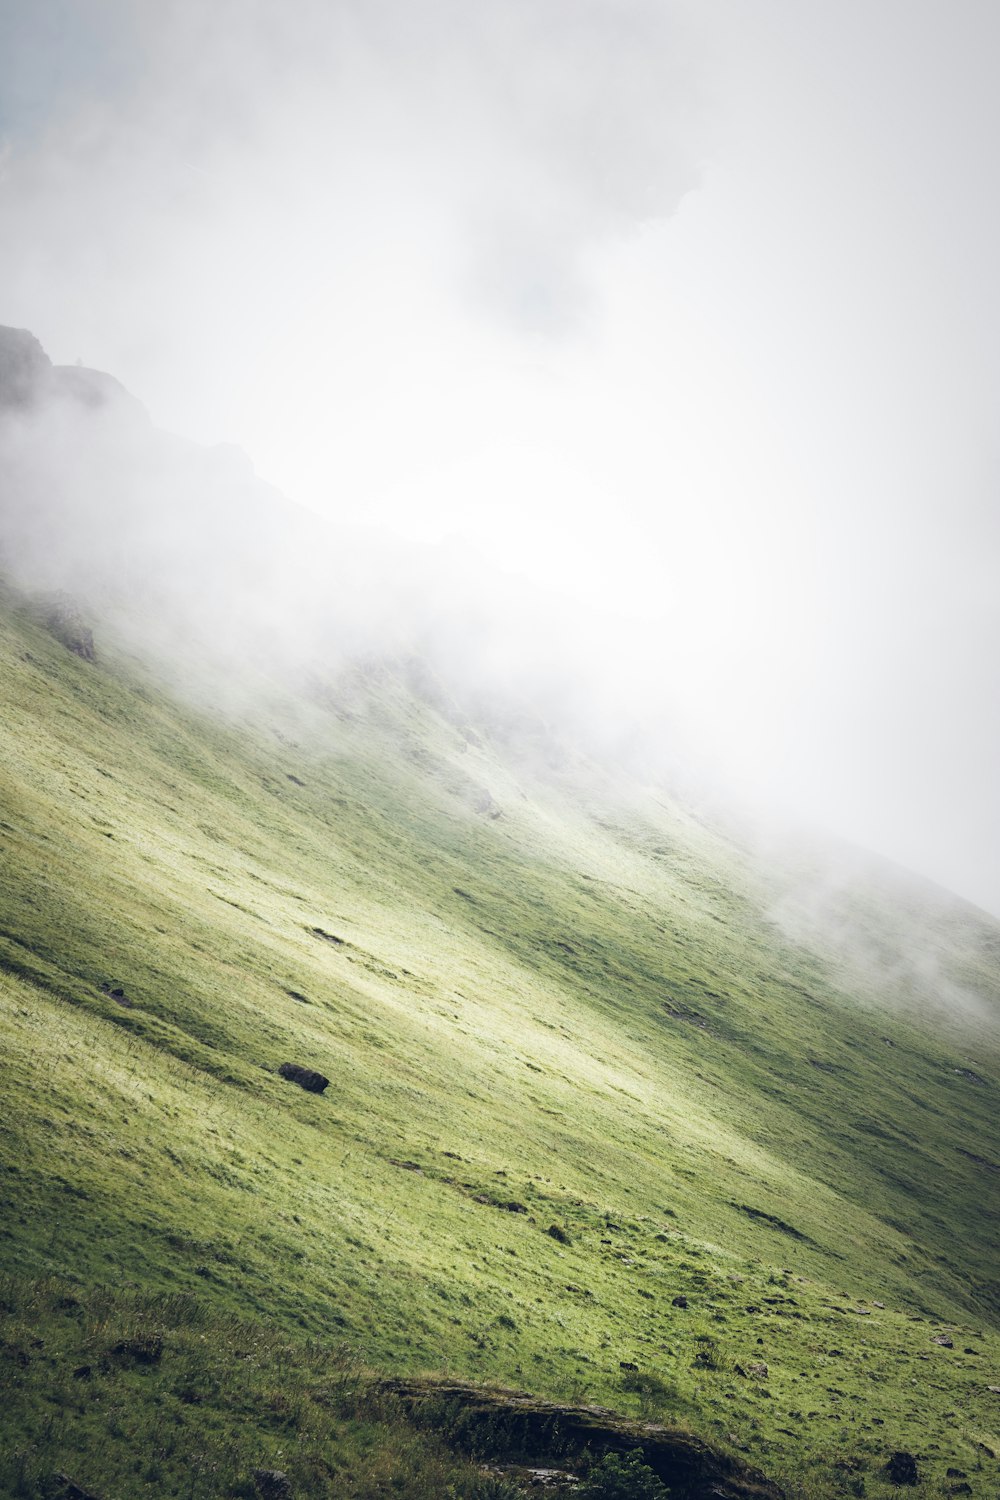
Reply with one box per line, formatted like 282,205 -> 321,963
2,582 -> 999,1497
2,327 -> 999,1497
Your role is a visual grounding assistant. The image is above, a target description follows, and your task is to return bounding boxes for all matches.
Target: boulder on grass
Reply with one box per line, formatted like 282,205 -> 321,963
886,1451 -> 919,1486
278,1062 -> 329,1094
253,1470 -> 292,1499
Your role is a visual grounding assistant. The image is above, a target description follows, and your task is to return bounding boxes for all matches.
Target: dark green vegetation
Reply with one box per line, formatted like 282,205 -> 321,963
1,577 -> 999,1498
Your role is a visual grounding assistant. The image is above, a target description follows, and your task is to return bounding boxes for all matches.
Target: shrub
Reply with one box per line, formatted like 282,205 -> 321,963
579,1448 -> 670,1499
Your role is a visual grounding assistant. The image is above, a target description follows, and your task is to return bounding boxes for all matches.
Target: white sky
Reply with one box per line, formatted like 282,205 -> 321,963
2,0 -> 1000,914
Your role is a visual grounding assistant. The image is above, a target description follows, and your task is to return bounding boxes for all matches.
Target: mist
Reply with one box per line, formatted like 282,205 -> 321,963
2,1 -> 1000,917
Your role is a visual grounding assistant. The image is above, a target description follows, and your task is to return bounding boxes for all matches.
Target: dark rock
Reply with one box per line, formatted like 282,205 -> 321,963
932,1334 -> 954,1348
101,984 -> 132,1007
672,1295 -> 688,1308
945,1470 -> 967,1479
278,1062 -> 329,1094
55,1475 -> 103,1500
547,1223 -> 571,1244
309,926 -> 344,945
72,1364 -> 92,1380
885,1451 -> 919,1485
503,1201 -> 529,1214
253,1470 -> 292,1499
947,1485 -> 972,1495
382,1376 -> 785,1500
619,1361 -> 638,1371
109,1334 -> 162,1365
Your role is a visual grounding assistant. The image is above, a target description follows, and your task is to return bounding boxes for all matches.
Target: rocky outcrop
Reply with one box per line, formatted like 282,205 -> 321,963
40,594 -> 96,661
0,326 -> 51,407
381,1377 -> 784,1500
0,324 -> 147,420
885,1451 -> 920,1486
252,1470 -> 292,1499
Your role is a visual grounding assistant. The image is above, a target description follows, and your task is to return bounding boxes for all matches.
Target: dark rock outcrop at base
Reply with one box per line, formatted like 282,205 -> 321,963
253,1470 -> 292,1499
278,1061 -> 329,1093
107,1334 -> 163,1366
381,1377 -> 784,1500
55,1474 -> 104,1500
886,1451 -> 920,1486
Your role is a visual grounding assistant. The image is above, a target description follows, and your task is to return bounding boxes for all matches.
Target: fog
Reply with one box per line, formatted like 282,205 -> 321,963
2,1 -> 1000,916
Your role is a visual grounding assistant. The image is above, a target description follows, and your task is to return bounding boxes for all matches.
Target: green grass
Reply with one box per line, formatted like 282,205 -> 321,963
0,1275 -> 526,1499
2,581 -> 999,1497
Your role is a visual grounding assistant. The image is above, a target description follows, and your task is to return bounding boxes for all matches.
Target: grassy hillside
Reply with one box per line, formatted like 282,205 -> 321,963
2,580 -> 999,1498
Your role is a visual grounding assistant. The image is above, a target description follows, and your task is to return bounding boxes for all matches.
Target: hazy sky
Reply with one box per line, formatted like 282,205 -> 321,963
2,1 -> 1000,915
